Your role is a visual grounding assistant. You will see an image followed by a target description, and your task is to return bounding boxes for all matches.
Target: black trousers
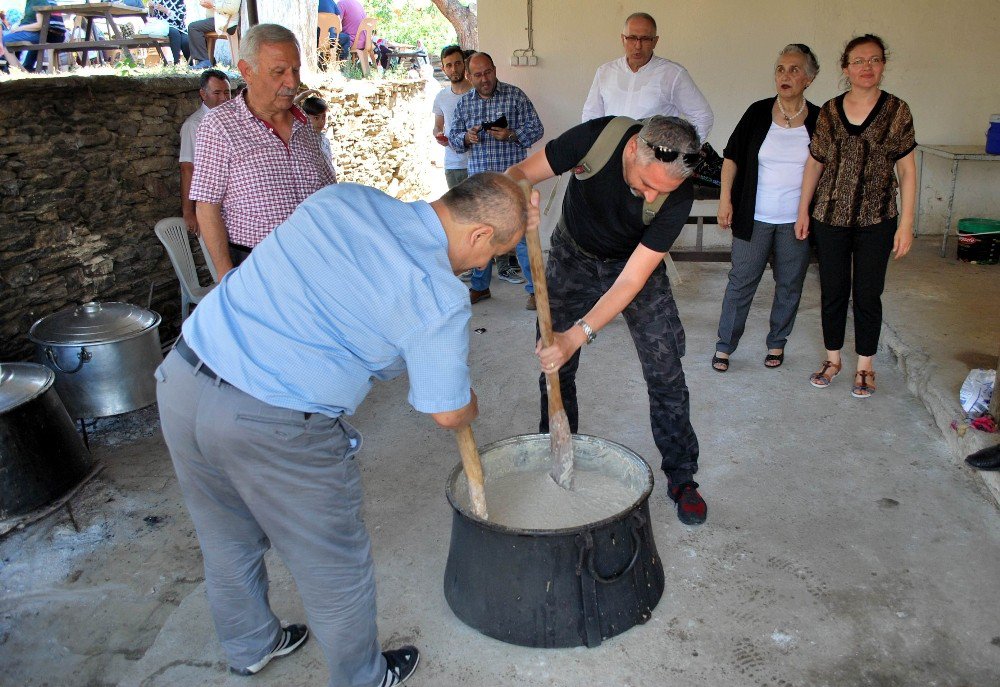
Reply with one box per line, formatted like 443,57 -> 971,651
166,27 -> 190,64
812,217 -> 897,356
538,228 -> 699,482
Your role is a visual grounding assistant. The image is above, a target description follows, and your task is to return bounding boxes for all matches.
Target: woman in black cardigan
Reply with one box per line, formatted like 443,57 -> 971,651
712,44 -> 821,372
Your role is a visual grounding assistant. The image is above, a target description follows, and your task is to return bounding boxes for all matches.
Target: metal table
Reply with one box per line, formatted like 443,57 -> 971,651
915,144 -> 1000,256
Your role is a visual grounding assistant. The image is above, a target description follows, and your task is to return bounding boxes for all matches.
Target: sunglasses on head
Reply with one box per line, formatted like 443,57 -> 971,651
639,136 -> 702,166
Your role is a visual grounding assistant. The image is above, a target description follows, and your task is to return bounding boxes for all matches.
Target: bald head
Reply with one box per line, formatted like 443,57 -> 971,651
441,172 -> 527,245
467,52 -> 498,98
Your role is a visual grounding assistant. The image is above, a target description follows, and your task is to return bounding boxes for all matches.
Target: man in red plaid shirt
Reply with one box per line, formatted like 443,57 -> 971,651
191,23 -> 336,278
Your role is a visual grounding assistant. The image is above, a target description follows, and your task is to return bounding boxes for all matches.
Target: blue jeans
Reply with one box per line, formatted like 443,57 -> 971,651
470,237 -> 534,293
3,29 -> 40,70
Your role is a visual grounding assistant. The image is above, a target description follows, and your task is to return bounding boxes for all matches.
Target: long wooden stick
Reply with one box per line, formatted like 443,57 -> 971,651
520,180 -> 575,490
454,425 -> 488,519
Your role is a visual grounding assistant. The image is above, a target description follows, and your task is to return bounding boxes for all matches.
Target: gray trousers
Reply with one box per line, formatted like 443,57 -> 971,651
444,167 -> 468,189
715,220 -> 810,354
155,350 -> 385,687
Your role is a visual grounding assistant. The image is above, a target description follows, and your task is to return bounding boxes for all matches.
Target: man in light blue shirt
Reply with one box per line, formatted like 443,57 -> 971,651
156,173 -> 536,687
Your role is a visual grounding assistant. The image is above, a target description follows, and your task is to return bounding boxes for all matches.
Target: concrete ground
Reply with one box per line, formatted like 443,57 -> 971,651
0,237 -> 998,687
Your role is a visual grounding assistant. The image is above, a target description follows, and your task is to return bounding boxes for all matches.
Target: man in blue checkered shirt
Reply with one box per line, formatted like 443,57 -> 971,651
449,52 -> 544,309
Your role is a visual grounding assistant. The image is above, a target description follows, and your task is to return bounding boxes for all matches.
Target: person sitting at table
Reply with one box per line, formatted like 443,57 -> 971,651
1,11 -> 27,73
2,0 -> 66,72
148,0 -> 190,65
187,0 -> 240,69
317,0 -> 349,63
337,0 -> 367,61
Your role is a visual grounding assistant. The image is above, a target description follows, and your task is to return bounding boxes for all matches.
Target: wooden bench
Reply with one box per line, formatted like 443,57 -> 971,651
7,37 -> 169,70
673,185 -> 726,262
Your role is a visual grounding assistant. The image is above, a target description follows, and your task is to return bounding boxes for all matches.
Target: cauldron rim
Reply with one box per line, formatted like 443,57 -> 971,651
445,432 -> 654,536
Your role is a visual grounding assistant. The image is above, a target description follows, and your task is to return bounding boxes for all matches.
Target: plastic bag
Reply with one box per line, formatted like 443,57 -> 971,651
960,368 -> 995,417
140,18 -> 170,38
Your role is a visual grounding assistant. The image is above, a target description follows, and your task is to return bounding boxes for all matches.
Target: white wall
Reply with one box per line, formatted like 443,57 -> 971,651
479,0 -> 1000,238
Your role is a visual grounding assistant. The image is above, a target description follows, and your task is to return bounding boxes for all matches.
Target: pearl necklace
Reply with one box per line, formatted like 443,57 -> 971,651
777,97 -> 806,127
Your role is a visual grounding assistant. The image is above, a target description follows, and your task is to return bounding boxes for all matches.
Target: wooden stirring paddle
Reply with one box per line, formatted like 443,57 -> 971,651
520,180 -> 575,490
454,425 -> 488,519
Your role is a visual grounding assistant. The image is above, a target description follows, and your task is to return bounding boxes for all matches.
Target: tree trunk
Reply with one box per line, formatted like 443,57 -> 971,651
430,0 -> 477,50
253,0 -> 317,75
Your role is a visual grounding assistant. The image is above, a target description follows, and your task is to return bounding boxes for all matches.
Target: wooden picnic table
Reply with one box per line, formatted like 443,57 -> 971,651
10,1 -> 168,73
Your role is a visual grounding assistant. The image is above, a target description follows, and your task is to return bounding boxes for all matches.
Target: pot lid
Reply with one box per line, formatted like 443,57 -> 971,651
29,302 -> 161,345
0,362 -> 55,415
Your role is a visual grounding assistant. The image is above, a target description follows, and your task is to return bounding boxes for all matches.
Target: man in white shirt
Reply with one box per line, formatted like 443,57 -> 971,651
178,68 -> 232,235
431,44 -> 471,189
582,12 -> 713,142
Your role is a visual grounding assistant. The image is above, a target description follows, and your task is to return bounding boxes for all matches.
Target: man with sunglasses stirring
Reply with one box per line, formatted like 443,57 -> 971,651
507,115 -> 708,526
582,12 -> 713,142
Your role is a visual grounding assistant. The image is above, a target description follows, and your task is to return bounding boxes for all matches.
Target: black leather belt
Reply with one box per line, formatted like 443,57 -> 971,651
174,337 -> 222,382
173,337 -> 313,420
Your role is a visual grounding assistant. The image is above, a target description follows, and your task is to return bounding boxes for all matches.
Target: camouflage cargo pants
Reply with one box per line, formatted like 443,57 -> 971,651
538,227 -> 700,482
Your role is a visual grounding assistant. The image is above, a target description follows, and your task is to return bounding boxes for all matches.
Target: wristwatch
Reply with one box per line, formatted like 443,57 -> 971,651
575,318 -> 596,345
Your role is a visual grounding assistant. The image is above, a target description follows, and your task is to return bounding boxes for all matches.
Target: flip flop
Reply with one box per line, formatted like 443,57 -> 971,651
712,355 -> 729,372
764,352 -> 784,368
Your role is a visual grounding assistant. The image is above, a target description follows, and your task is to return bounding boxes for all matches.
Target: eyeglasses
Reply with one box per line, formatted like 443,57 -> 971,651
848,56 -> 884,67
639,136 -> 701,166
622,35 -> 656,46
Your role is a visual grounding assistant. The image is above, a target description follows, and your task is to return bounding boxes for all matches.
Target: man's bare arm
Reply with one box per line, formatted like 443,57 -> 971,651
196,202 -> 233,277
180,162 -> 198,235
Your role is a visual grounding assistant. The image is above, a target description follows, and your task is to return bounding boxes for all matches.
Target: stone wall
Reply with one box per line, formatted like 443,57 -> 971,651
0,74 -> 431,361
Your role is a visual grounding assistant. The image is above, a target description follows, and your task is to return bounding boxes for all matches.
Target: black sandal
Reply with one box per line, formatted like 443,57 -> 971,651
712,354 -> 729,372
764,352 -> 784,368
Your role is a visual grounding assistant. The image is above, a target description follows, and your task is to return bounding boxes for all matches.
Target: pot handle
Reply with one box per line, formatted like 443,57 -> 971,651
45,346 -> 92,374
577,512 -> 645,585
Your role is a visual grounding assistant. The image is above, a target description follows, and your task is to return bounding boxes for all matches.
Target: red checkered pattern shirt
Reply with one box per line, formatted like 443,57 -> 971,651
190,92 -> 336,249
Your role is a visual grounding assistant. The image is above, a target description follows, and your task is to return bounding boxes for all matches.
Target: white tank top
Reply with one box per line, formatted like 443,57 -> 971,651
754,122 -> 810,224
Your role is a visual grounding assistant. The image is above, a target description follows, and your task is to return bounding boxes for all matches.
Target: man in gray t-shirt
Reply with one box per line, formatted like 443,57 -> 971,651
432,44 -> 471,189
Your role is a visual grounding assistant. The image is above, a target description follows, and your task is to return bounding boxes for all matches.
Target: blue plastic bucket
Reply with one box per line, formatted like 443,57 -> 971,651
987,115 -> 1000,155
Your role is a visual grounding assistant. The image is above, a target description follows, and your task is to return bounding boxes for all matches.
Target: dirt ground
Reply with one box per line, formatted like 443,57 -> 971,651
0,407 -> 204,687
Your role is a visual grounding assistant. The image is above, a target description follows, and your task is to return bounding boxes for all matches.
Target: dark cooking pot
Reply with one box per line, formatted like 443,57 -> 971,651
29,302 -> 163,419
444,434 -> 664,648
0,363 -> 91,518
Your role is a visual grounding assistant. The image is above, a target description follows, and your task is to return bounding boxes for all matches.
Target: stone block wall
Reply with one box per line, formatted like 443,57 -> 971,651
0,74 -> 431,361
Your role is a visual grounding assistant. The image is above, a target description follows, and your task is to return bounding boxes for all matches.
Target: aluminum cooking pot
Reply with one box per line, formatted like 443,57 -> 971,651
28,302 -> 163,419
0,363 -> 91,518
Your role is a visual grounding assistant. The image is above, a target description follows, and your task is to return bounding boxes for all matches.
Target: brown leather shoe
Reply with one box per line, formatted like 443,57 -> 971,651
469,288 -> 491,304
525,293 -> 536,310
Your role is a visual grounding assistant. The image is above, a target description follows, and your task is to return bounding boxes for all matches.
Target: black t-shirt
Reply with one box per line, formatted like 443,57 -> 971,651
545,116 -> 694,260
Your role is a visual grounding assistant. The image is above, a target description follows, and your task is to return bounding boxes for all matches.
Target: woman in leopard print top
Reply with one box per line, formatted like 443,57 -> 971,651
795,34 -> 917,399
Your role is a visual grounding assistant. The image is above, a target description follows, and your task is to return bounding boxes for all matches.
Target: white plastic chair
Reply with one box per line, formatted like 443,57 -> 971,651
154,217 -> 215,320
